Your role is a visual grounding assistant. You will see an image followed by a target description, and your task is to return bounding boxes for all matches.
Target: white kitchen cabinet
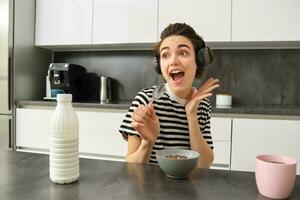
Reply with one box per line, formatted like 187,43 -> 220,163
210,117 -> 232,170
232,0 -> 300,41
16,108 -> 52,150
231,118 -> 300,175
35,0 -> 93,46
77,110 -> 127,160
92,0 -> 158,44
158,0 -> 231,42
16,108 -> 127,161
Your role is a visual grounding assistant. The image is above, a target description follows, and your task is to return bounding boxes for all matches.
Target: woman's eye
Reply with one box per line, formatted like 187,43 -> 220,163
161,53 -> 169,59
180,51 -> 188,56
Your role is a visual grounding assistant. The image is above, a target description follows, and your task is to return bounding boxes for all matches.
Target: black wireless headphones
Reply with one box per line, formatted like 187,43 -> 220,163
154,45 -> 210,72
196,46 -> 210,68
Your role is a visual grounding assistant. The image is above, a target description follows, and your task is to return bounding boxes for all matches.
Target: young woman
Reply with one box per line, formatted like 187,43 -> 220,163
119,23 -> 219,168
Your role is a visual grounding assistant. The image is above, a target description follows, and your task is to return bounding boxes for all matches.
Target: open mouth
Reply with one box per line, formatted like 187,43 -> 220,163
170,69 -> 185,82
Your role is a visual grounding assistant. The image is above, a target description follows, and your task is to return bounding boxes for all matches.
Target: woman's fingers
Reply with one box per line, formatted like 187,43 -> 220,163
205,79 -> 220,90
132,102 -> 157,124
194,83 -> 219,98
190,78 -> 220,101
131,121 -> 144,130
132,104 -> 148,123
147,102 -> 157,120
199,77 -> 214,89
199,83 -> 220,96
132,112 -> 146,124
188,88 -> 197,99
199,78 -> 217,88
136,104 -> 148,114
193,93 -> 213,101
136,104 -> 149,115
131,121 -> 151,141
199,78 -> 219,92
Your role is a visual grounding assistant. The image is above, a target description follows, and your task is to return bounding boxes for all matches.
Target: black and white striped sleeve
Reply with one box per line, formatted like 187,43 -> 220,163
198,98 -> 214,149
118,89 -> 152,141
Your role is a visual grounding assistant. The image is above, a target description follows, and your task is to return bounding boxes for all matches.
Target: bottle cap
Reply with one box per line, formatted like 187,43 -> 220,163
57,94 -> 72,102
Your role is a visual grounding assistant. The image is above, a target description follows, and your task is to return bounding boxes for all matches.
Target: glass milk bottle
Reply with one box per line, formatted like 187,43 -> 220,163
49,94 -> 79,184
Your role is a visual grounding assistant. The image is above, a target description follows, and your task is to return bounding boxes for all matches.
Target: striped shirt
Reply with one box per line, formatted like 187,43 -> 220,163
119,84 -> 213,164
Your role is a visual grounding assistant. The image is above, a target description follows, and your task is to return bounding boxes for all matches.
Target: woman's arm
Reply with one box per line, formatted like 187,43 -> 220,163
125,135 -> 154,163
185,78 -> 219,168
186,113 -> 214,168
125,102 -> 160,163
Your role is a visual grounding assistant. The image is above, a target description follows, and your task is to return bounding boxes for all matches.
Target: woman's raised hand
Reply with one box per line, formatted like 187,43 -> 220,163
131,102 -> 160,144
185,78 -> 220,115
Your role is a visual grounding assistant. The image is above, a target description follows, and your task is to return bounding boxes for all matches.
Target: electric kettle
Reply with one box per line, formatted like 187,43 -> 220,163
100,76 -> 112,103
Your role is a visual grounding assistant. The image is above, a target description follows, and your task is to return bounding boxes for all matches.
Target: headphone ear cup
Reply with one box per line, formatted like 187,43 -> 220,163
153,55 -> 160,68
196,47 -> 210,68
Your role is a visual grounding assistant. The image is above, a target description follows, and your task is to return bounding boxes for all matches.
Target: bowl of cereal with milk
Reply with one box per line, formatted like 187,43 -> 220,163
156,149 -> 199,179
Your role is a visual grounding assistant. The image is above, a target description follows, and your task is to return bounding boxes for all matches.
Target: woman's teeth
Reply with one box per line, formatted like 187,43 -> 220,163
170,70 -> 185,81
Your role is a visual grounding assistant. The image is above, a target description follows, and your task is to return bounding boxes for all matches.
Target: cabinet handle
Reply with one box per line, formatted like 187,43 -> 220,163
8,57 -> 12,111
8,119 -> 12,148
212,163 -> 230,168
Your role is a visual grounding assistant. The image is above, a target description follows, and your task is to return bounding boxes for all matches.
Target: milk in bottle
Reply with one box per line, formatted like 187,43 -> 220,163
49,94 -> 79,184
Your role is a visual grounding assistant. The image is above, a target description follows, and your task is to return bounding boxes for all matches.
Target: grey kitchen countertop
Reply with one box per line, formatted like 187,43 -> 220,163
16,100 -> 132,110
1,150 -> 299,200
16,100 -> 300,117
212,104 -> 300,116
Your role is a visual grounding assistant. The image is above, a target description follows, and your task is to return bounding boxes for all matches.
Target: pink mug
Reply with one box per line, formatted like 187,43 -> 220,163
255,154 -> 297,199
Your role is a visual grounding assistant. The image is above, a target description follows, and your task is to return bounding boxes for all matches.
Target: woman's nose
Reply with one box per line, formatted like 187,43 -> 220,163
169,54 -> 179,66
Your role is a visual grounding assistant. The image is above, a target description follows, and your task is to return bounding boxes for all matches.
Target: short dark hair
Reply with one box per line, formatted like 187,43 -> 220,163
154,23 -> 214,78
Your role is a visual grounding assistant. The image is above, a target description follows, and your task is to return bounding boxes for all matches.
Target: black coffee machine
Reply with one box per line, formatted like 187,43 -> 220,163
49,63 -> 100,102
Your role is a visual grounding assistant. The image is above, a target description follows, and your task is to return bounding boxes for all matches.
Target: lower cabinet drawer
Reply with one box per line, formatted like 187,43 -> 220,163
79,130 -> 127,160
211,117 -> 232,141
77,109 -> 127,160
211,141 -> 231,170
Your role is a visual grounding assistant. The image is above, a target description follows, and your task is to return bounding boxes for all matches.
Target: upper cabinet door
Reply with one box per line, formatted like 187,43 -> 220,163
158,0 -> 231,42
232,0 -> 300,41
35,0 -> 93,46
92,0 -> 158,44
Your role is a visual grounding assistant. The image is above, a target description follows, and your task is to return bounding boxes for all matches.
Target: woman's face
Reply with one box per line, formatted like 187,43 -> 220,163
159,35 -> 197,99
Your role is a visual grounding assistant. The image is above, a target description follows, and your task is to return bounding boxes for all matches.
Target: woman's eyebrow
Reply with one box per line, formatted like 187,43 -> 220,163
177,44 -> 191,49
160,43 -> 191,52
160,46 -> 169,52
